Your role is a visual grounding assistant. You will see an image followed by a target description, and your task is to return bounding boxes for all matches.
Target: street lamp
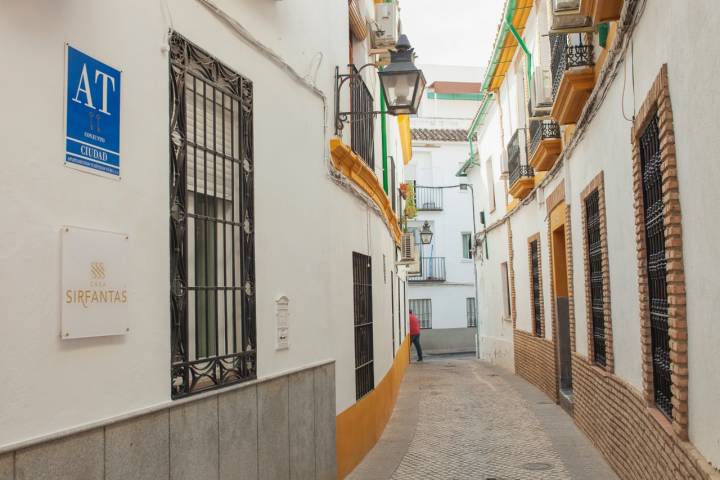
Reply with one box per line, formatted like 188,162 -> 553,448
377,35 -> 427,115
334,35 -> 426,134
419,221 -> 433,245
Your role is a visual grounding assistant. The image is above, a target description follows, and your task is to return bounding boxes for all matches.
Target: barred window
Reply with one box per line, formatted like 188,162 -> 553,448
501,262 -> 511,319
353,252 -> 374,400
640,115 -> 672,419
466,297 -> 477,327
409,298 -> 432,329
530,240 -> 542,337
585,190 -> 606,367
169,33 -> 255,398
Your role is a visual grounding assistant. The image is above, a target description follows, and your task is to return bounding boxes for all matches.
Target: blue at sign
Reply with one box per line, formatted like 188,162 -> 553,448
66,46 -> 121,178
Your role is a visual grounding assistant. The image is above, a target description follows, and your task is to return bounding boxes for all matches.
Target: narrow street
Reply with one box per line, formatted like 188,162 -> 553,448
350,355 -> 617,480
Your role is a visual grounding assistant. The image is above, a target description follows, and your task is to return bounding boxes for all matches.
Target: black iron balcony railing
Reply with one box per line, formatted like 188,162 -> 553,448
550,33 -> 595,100
507,128 -> 528,177
415,186 -> 443,210
350,65 -> 375,169
510,164 -> 535,188
409,257 -> 446,282
529,119 -> 561,158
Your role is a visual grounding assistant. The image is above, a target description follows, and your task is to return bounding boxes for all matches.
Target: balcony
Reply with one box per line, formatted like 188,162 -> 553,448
529,119 -> 562,172
415,186 -> 443,211
350,65 -> 375,169
550,33 -> 595,125
507,129 -> 534,200
583,0 -> 623,24
409,257 -> 446,282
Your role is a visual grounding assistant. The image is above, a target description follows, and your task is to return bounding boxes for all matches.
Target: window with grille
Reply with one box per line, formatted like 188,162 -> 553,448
462,232 -> 473,259
466,297 -> 477,327
352,252 -> 374,400
640,114 -> 672,419
501,262 -> 511,319
390,270 -> 395,357
585,190 -> 606,367
169,33 -> 256,398
409,299 -> 432,329
390,156 -> 397,213
530,240 -> 542,337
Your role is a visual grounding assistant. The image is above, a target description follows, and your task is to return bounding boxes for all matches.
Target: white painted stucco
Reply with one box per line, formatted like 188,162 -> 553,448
0,0 -> 409,448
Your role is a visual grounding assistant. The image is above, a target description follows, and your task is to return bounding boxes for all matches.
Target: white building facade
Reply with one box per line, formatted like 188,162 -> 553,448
464,0 -> 720,478
0,1 -> 417,478
406,66 -> 481,354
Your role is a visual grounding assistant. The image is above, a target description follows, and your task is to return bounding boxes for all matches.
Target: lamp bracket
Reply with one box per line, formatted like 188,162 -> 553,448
334,64 -> 382,135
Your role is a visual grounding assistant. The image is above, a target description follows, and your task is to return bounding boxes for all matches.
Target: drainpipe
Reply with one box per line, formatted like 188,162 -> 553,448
380,76 -> 389,194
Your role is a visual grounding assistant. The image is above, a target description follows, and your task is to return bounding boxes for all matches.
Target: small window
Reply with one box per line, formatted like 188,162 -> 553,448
409,298 -> 432,329
352,252 -> 374,400
462,232 -> 473,259
500,262 -> 511,319
466,297 -> 477,327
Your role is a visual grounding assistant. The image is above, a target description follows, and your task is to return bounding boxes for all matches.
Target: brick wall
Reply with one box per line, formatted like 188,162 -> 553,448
572,355 -> 716,479
514,329 -> 558,402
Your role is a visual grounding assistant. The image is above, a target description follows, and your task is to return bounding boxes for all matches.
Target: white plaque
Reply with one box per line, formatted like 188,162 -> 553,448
61,226 -> 130,339
276,295 -> 289,350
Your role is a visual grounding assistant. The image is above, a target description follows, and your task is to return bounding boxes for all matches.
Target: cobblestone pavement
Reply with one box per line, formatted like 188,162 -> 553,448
349,355 -> 618,480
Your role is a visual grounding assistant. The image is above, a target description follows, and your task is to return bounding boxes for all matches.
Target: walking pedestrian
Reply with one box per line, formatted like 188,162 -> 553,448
409,309 -> 423,362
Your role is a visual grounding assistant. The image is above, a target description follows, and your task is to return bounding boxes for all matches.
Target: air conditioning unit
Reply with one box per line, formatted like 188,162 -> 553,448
397,233 -> 416,265
371,1 -> 398,48
550,0 -> 593,33
529,66 -> 553,118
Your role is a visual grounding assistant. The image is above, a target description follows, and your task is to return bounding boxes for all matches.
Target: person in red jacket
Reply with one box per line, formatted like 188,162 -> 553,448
409,309 -> 423,362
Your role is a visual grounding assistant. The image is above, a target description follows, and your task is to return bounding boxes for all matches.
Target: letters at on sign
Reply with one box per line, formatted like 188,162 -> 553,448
65,45 -> 122,178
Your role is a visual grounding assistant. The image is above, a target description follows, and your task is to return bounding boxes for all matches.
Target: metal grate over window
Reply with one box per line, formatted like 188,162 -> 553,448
409,299 -> 432,329
585,190 -> 606,367
169,33 -> 256,398
350,66 -> 375,169
530,240 -> 542,337
466,297 -> 477,327
640,114 -> 672,419
353,252 -> 374,400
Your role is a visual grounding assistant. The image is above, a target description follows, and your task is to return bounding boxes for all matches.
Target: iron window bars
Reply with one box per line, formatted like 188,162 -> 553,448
640,114 -> 672,419
408,257 -> 446,282
415,186 -> 444,210
353,252 -> 375,400
169,33 -> 256,399
409,298 -> 432,329
335,65 -> 375,169
508,129 -> 533,188
550,33 -> 594,101
585,190 -> 607,366
530,240 -> 542,337
529,119 -> 561,160
466,297 -> 477,327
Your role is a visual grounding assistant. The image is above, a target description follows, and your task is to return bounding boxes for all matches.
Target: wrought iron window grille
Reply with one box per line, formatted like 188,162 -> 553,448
409,298 -> 432,329
335,65 -> 378,169
169,33 -> 256,399
353,252 -> 375,400
585,190 -> 607,367
530,240 -> 542,337
640,114 -> 672,419
466,297 -> 477,328
529,119 -> 561,159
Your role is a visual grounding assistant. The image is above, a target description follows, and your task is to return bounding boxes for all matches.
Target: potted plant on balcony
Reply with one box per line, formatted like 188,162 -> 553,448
404,182 -> 416,219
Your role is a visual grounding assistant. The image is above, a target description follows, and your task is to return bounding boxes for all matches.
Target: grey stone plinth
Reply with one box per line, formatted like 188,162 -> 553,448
105,410 -> 169,480
257,377 -> 290,480
219,385 -> 259,480
289,370 -> 316,480
15,429 -> 103,480
170,396 -> 219,480
0,453 -> 13,480
314,363 -> 337,480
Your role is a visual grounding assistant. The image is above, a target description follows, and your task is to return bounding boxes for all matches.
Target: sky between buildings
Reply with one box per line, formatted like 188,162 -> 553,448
400,0 -> 505,77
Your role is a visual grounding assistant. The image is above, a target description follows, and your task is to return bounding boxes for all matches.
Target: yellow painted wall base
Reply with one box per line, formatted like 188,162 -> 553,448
336,336 -> 411,479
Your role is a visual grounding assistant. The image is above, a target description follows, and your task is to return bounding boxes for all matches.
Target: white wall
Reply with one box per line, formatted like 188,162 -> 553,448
468,0 -> 720,468
0,0 -> 407,448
